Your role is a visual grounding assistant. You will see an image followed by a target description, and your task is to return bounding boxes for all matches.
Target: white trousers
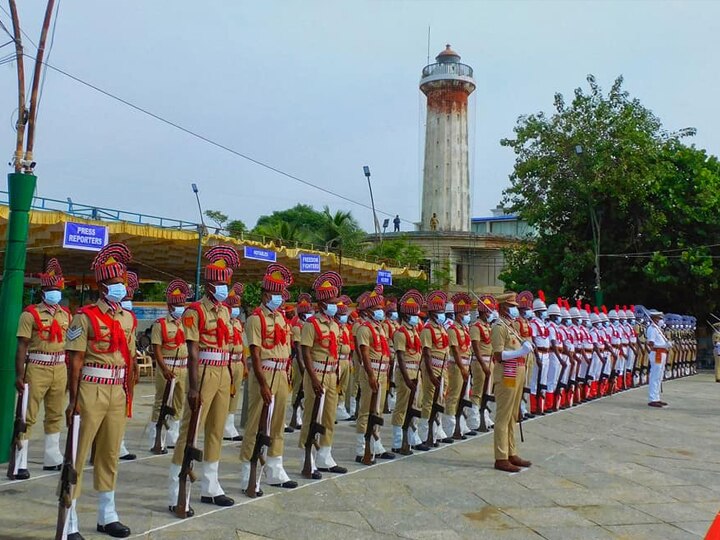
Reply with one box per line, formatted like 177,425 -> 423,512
648,352 -> 666,402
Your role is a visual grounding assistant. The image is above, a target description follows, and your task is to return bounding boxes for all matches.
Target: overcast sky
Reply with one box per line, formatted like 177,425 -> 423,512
1,1 -> 718,232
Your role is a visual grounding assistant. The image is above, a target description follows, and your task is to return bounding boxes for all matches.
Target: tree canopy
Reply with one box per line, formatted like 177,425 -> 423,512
500,74 -> 720,317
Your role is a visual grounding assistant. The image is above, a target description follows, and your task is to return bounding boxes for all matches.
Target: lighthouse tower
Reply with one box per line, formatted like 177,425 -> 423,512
420,45 -> 476,232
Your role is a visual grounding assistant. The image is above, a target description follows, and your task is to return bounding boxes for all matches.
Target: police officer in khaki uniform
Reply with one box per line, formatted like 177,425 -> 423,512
468,294 -> 497,431
335,295 -> 354,421
147,279 -> 191,452
417,290 -> 452,448
239,264 -> 297,494
390,289 -> 424,453
444,293 -> 475,439
298,272 -> 347,477
354,286 -> 395,463
288,293 -> 312,430
168,245 -> 240,515
11,258 -> 69,480
491,292 -> 533,473
222,283 -> 246,441
64,243 -> 136,539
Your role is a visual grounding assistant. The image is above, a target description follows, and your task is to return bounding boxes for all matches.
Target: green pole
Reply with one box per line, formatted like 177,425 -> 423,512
0,172 -> 36,463
595,288 -> 604,308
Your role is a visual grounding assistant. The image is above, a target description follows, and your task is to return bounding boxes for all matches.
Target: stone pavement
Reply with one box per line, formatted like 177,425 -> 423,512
1,373 -> 719,539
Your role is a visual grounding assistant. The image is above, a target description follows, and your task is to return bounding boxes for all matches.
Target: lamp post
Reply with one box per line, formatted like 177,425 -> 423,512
363,166 -> 380,237
191,183 -> 206,301
575,145 -> 603,306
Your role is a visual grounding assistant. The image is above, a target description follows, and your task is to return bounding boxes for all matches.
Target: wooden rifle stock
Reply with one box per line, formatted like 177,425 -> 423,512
362,361 -> 384,465
453,369 -> 472,439
151,350 -> 179,454
424,356 -> 446,447
55,412 -> 80,540
399,376 -> 420,455
6,382 -> 28,479
176,365 -> 207,518
247,366 -> 278,497
478,372 -> 492,432
383,356 -> 395,414
302,358 -> 328,478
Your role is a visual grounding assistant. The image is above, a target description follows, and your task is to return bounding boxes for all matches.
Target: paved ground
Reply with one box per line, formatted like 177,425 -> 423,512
1,372 -> 719,539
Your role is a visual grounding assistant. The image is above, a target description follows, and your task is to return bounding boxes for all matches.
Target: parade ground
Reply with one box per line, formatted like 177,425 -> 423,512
1,373 -> 718,540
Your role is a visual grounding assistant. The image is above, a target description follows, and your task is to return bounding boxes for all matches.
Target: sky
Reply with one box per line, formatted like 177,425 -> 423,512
1,1 -> 718,232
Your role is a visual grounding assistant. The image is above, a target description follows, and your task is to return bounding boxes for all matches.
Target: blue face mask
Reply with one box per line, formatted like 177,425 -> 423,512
43,290 -> 62,306
266,294 -> 283,311
339,314 -> 348,324
488,311 -> 498,323
436,313 -> 446,324
172,306 -> 185,318
105,283 -> 127,304
390,311 -> 399,321
304,312 -> 314,321
564,319 -> 572,326
540,311 -> 548,320
508,306 -> 520,319
212,284 -> 228,302
121,300 -> 133,311
409,315 -> 419,326
231,307 -> 240,318
372,309 -> 385,322
462,314 -> 471,325
524,310 -> 533,319
324,303 -> 338,317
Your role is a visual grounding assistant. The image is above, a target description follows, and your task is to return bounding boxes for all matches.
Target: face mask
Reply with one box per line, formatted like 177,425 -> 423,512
462,314 -> 471,325
604,321 -> 610,328
339,314 -> 348,324
304,312 -> 314,321
43,290 -> 62,306
390,311 -> 399,321
211,284 -> 228,302
324,303 -> 338,317
372,309 -> 385,322
540,311 -> 548,320
266,294 -> 283,311
585,320 -> 592,328
172,306 -> 185,318
436,313 -> 446,324
105,283 -> 127,304
524,310 -> 533,319
409,315 -> 419,326
231,307 -> 240,318
564,319 -> 572,326
121,300 -> 133,311
507,306 -> 519,319
488,311 -> 498,323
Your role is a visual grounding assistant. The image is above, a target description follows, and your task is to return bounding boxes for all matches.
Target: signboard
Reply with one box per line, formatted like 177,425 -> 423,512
377,270 -> 393,286
243,246 -> 277,263
62,222 -> 108,252
299,253 -> 321,273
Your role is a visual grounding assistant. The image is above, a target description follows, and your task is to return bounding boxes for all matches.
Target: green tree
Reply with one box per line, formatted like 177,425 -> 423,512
227,219 -> 247,238
205,210 -> 228,229
366,237 -> 426,267
499,74 -> 720,317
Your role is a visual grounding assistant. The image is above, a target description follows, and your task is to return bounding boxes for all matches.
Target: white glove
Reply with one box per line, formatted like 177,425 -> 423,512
521,341 -> 534,355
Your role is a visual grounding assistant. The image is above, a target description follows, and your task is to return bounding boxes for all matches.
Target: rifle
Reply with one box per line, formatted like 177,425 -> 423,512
478,369 -> 494,432
246,365 -> 277,497
301,357 -> 328,478
151,350 -> 179,454
399,375 -> 420,455
176,364 -> 207,518
424,355 -> 447,447
453,366 -> 472,439
6,381 -> 28,480
383,355 -> 395,414
55,410 -> 80,540
517,400 -> 525,443
362,360 -> 384,465
289,344 -> 304,429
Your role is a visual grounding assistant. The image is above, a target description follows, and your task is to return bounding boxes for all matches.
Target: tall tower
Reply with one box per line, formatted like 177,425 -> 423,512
420,45 -> 476,232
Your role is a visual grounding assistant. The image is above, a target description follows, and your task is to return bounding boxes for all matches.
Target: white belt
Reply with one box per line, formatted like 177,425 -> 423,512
164,357 -> 187,368
28,352 -> 65,364
313,361 -> 338,373
370,361 -> 389,371
449,356 -> 471,367
339,354 -> 349,360
82,365 -> 125,380
261,360 -> 285,371
198,350 -> 225,362
431,357 -> 446,369
231,353 -> 244,363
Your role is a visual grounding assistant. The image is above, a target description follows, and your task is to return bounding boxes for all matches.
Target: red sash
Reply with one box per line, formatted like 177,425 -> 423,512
159,317 -> 185,349
362,321 -> 390,357
186,302 -> 230,348
398,325 -> 421,354
473,321 -> 491,344
25,304 -> 70,343
253,307 -> 288,349
309,316 -> 338,359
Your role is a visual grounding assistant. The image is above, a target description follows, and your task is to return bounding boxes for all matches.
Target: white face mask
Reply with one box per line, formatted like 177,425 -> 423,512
488,311 -> 499,323
266,294 -> 283,311
540,311 -> 548,320
409,315 -> 419,326
212,284 -> 229,302
339,314 -> 348,324
172,306 -> 185,318
231,307 -> 240,318
436,313 -> 446,324
461,314 -> 471,325
372,309 -> 385,322
390,311 -> 399,321
121,300 -> 133,311
43,290 -> 62,306
324,303 -> 338,317
524,309 -> 533,319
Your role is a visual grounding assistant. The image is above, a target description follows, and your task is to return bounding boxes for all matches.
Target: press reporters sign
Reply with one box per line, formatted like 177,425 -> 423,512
62,222 -> 108,252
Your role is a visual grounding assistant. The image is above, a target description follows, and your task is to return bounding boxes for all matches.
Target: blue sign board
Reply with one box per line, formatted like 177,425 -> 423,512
62,222 -> 108,252
299,253 -> 321,273
377,270 -> 393,286
244,246 -> 277,263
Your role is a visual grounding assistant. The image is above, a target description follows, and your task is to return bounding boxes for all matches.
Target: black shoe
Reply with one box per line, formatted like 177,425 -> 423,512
270,480 -> 298,489
150,448 -> 168,455
317,465 -> 347,474
378,452 -> 395,460
67,533 -> 85,540
242,488 -> 264,497
348,415 -> 357,421
13,469 -> 30,480
440,437 -> 455,444
465,430 -> 478,436
168,505 -> 194,517
200,494 -> 234,506
96,521 -> 131,538
284,426 -> 295,433
223,435 -> 243,441
43,464 -> 62,471
453,434 -> 468,440
413,444 -> 431,452
355,456 -> 376,465
119,454 -> 136,461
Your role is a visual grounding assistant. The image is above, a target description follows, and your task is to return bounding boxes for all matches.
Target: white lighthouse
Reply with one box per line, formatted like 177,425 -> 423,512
420,45 -> 476,232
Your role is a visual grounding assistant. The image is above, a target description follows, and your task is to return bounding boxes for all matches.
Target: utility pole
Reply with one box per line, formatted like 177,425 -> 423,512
0,0 -> 57,463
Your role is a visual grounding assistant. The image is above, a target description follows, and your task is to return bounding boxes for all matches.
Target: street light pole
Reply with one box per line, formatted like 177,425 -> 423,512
191,183 -> 206,301
363,166 -> 380,237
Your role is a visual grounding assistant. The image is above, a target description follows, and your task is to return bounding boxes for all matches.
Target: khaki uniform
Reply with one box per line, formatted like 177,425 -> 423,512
290,320 -> 304,410
16,304 -> 70,439
240,305 -> 292,462
171,296 -> 232,466
446,322 -> 471,416
298,314 -> 340,448
65,299 -> 136,499
354,320 -> 390,436
150,314 -> 188,423
228,318 -> 245,414
469,320 -> 492,408
713,330 -> 720,382
514,318 -> 534,393
491,318 -> 526,461
419,321 -> 450,419
391,322 -> 422,427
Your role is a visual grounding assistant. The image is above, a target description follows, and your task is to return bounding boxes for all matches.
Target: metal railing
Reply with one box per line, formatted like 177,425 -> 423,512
421,62 -> 474,79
